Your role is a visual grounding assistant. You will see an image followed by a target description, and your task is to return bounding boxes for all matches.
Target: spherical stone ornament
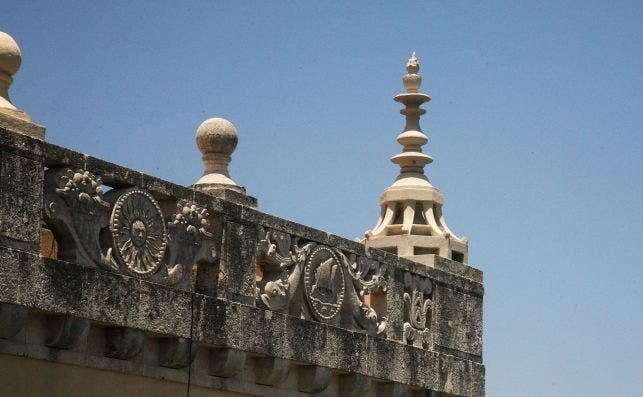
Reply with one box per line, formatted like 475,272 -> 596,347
195,117 -> 238,156
0,32 -> 21,77
304,246 -> 345,322
110,189 -> 167,277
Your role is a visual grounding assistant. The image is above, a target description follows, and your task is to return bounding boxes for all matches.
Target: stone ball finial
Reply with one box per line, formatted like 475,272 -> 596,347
193,117 -> 244,193
0,32 -> 21,77
196,117 -> 238,157
0,31 -> 30,122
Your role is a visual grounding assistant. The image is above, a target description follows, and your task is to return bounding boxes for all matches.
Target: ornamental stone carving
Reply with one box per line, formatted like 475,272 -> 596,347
337,250 -> 387,335
257,228 -> 387,334
256,229 -> 314,312
304,246 -> 345,322
165,200 -> 217,287
107,188 -> 167,277
403,273 -> 432,348
44,172 -> 223,285
43,168 -> 114,270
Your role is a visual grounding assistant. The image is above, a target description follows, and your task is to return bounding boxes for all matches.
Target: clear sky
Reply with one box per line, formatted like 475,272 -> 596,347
3,2 -> 642,396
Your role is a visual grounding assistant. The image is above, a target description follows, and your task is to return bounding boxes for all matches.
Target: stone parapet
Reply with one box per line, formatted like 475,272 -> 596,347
0,125 -> 484,396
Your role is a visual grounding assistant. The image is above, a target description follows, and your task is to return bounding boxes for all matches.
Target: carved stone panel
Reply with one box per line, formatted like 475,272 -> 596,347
257,228 -> 387,335
304,246 -> 345,322
43,168 -> 111,268
403,273 -> 432,349
165,200 -> 217,288
108,188 -> 167,277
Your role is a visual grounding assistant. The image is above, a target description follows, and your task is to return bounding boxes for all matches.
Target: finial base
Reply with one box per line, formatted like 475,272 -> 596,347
192,183 -> 257,208
0,110 -> 45,140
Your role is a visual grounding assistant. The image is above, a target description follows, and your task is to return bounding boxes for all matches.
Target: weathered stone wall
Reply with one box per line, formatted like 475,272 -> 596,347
0,124 -> 484,396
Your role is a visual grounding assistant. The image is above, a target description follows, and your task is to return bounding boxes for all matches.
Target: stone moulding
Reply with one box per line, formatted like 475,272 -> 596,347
256,227 -> 387,335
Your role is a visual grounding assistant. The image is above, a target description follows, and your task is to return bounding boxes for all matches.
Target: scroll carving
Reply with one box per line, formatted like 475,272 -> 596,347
43,168 -> 114,269
257,228 -> 387,335
256,229 -> 314,312
403,273 -> 432,348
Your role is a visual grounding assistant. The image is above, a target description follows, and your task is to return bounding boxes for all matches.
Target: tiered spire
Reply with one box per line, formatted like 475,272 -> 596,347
364,53 -> 468,265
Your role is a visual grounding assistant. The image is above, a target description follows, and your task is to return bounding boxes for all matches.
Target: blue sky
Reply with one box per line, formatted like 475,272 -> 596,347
3,2 -> 642,395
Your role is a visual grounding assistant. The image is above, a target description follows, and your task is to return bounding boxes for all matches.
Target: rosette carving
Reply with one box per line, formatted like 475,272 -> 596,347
43,168 -> 114,269
107,188 -> 167,277
403,273 -> 432,348
165,200 -> 217,287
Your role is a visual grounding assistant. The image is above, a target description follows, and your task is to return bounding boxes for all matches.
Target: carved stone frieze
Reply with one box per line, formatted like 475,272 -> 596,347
256,228 -> 387,334
107,188 -> 167,277
44,170 -> 221,286
403,273 -> 432,348
43,168 -> 114,269
165,200 -> 217,287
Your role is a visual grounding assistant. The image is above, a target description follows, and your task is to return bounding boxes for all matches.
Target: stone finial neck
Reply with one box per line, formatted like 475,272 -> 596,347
201,153 -> 232,177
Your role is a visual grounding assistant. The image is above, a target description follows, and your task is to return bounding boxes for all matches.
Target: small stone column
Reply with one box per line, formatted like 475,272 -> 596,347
192,117 -> 256,207
0,31 -> 44,139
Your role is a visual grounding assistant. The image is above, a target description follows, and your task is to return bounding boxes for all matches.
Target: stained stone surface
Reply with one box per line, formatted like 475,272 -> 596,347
0,150 -> 42,247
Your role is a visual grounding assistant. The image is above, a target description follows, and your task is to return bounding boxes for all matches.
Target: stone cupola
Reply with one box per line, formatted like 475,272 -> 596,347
364,53 -> 468,265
